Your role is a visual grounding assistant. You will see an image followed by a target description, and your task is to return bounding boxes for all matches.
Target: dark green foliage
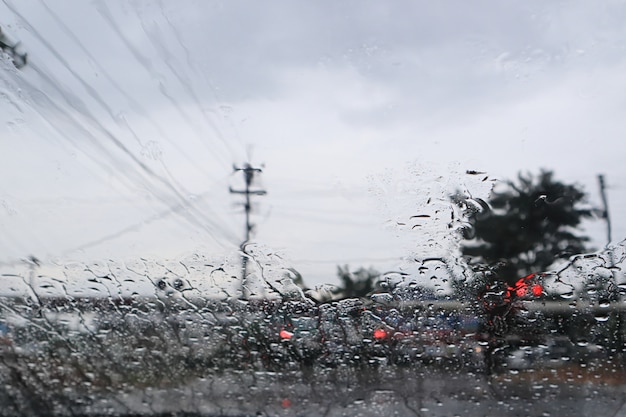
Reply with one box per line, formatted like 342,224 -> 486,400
461,170 -> 594,282
334,265 -> 380,299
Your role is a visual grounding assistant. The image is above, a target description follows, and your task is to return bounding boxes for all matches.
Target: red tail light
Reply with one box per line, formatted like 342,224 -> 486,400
279,329 -> 294,340
373,328 -> 387,340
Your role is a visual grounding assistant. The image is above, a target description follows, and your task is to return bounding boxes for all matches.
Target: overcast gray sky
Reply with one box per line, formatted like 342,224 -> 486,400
1,0 -> 625,287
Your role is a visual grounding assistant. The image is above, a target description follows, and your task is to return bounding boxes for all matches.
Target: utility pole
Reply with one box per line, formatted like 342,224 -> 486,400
229,163 -> 266,290
598,174 -> 612,246
598,175 -> 622,357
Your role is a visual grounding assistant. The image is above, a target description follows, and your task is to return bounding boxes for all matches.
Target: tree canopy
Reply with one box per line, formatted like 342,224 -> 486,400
333,265 -> 380,299
460,170 -> 594,282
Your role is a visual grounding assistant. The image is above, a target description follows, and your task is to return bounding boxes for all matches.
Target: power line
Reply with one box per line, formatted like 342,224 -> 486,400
291,256 -> 402,265
60,174 -> 233,256
5,1 -> 244,244
36,0 -> 223,179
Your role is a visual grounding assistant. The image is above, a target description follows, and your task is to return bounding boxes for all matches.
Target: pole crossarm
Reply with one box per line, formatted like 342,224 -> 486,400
229,187 -> 266,195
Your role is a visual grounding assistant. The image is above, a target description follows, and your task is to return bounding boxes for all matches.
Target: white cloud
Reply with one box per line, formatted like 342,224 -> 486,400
1,1 -> 625,286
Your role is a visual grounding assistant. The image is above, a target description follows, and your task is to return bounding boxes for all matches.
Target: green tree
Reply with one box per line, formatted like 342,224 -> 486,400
460,170 -> 594,282
333,265 -> 380,299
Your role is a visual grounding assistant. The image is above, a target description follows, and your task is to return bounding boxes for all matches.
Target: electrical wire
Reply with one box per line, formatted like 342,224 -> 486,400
3,0 -> 247,247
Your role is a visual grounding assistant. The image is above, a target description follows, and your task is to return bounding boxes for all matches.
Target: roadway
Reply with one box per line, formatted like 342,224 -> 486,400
83,363 -> 626,417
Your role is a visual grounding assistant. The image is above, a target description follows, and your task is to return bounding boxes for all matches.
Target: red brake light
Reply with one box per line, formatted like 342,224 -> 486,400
373,328 -> 387,340
279,329 -> 293,340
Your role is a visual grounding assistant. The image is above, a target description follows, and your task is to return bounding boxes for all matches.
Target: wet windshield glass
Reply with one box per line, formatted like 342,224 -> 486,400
1,2 -> 625,416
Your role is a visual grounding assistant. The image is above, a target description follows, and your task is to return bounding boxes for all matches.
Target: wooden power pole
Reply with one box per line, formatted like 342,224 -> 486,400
598,174 -> 612,246
229,163 -> 266,289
